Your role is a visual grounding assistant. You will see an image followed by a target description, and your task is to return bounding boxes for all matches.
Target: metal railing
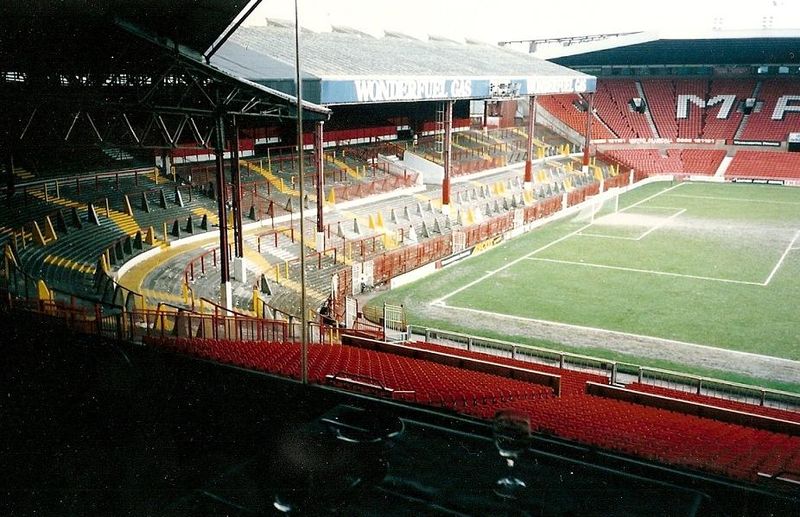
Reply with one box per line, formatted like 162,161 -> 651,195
410,325 -> 800,412
629,365 -> 800,412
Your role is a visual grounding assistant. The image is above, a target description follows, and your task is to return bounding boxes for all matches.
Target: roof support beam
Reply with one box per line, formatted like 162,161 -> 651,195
122,114 -> 141,145
204,0 -> 265,62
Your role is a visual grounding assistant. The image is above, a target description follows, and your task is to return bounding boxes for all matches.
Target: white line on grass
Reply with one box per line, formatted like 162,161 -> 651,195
525,257 -> 764,286
577,232 -> 640,241
432,222 -> 594,304
638,206 -> 687,211
635,208 -> 686,240
667,194 -> 800,206
435,302 -> 800,367
763,229 -> 800,286
433,182 -> 687,304
578,208 -> 686,241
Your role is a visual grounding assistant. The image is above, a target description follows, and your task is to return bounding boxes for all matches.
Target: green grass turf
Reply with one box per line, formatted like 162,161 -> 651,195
368,180 -> 800,380
432,326 -> 800,394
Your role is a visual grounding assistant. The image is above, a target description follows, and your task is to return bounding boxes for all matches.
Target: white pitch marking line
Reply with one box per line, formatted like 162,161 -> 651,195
525,257 -> 764,286
666,194 -> 800,206
433,182 -> 686,304
635,208 -> 686,240
639,206 -> 687,211
435,302 -> 800,366
578,207 -> 685,241
577,232 -> 640,241
763,229 -> 800,286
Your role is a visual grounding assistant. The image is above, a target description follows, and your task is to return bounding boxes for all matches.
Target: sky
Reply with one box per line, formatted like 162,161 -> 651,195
243,0 -> 799,43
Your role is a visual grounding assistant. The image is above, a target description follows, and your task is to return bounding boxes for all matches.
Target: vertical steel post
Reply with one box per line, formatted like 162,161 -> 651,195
214,115 -> 230,284
294,0 -> 309,385
524,95 -> 536,188
315,120 -> 324,235
583,92 -> 594,170
230,116 -> 244,258
442,100 -> 453,209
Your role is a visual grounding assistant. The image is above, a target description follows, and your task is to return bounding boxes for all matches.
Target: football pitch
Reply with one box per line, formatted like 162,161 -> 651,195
372,180 -> 800,382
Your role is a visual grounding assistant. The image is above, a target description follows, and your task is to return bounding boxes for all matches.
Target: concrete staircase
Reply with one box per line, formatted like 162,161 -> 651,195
635,80 -> 660,138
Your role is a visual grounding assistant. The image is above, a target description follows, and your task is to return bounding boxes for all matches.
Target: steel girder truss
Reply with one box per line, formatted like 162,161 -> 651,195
1,29 -> 325,153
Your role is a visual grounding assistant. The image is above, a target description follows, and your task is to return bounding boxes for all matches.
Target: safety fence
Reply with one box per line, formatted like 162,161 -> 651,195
373,234 -> 452,285
4,166 -> 155,207
451,155 -> 508,176
412,326 -> 614,380
183,245 -> 228,285
603,170 -> 632,190
522,195 -> 563,223
596,152 -> 643,183
10,184 -> 173,250
322,232 -> 385,263
330,172 -> 418,202
0,278 -> 342,346
345,141 -> 406,162
410,325 -> 800,412
464,212 -> 513,248
627,365 -> 800,413
566,181 -> 601,207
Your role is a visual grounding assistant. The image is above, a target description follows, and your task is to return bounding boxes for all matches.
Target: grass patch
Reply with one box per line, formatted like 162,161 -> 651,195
368,181 -> 800,391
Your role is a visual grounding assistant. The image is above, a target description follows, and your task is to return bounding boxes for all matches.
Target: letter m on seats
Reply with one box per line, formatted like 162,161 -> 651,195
677,95 -> 705,119
677,94 -> 736,119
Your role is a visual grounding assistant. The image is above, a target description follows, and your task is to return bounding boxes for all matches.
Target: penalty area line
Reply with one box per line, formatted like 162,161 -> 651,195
432,182 -> 687,305
634,208 -> 686,240
763,229 -> 800,286
577,232 -> 640,241
666,194 -> 800,206
578,207 -> 685,241
525,257 -> 764,286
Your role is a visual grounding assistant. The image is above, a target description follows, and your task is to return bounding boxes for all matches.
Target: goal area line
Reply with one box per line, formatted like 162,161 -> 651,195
577,207 -> 686,242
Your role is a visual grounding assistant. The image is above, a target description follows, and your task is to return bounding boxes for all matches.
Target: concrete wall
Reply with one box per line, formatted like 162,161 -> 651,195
535,103 -> 584,147
403,150 -> 444,185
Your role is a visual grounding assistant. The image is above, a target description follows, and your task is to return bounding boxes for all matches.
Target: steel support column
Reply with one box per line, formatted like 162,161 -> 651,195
524,95 -> 537,190
582,92 -> 594,173
213,114 -> 231,306
294,0 -> 308,385
314,120 -> 325,252
230,116 -> 244,259
442,100 -> 453,212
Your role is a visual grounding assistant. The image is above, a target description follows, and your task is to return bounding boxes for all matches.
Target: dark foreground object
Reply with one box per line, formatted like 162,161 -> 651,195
1,310 -> 797,516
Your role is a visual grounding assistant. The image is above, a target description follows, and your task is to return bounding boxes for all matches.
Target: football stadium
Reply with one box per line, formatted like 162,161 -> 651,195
2,1 -> 800,514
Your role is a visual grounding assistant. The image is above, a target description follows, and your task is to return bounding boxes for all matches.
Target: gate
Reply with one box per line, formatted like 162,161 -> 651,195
383,302 -> 407,342
452,230 -> 466,253
351,259 -> 375,294
514,208 -> 524,228
345,296 -> 357,329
